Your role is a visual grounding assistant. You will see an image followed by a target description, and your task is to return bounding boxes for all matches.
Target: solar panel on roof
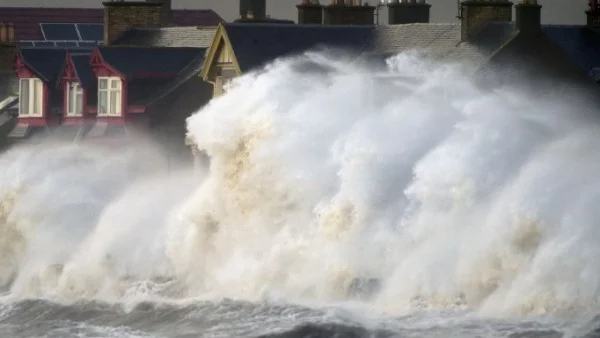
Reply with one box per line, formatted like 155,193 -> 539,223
55,41 -> 79,48
40,23 -> 79,41
77,24 -> 103,42
77,41 -> 98,49
33,41 -> 57,48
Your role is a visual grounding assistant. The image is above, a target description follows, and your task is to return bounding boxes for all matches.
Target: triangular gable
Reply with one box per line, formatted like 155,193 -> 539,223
90,46 -> 124,78
15,49 -> 45,81
56,52 -> 78,88
200,23 -> 241,81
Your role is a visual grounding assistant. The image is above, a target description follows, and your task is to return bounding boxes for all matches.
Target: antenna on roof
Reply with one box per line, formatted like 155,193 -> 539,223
456,0 -> 462,20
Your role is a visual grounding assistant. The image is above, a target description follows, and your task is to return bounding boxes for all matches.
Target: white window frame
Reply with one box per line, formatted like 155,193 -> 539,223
18,78 -> 44,117
97,77 -> 122,116
66,81 -> 84,116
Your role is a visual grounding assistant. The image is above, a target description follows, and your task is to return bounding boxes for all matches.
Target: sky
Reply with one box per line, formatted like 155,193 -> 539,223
0,0 -> 588,25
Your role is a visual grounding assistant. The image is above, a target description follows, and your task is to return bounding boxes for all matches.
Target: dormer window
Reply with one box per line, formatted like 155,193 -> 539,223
66,82 -> 83,116
19,78 -> 43,117
98,77 -> 122,116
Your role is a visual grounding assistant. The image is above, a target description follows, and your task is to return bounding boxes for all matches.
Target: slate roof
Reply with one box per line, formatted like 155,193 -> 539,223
127,78 -> 174,105
19,48 -> 68,83
542,25 -> 600,81
376,23 -> 515,68
220,22 -> 516,74
71,53 -> 95,85
222,23 -> 375,72
96,46 -> 203,78
0,7 -> 224,41
144,51 -> 207,106
112,26 -> 217,48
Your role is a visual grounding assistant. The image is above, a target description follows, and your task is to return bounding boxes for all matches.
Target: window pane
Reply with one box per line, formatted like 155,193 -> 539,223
115,90 -> 121,114
76,91 -> 83,114
98,90 -> 107,115
99,79 -> 107,89
109,90 -> 117,115
33,79 -> 43,115
68,83 -> 75,114
20,79 -> 29,115
110,79 -> 120,89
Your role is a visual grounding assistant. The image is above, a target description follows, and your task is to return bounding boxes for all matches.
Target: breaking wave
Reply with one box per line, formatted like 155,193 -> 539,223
1,50 -> 600,337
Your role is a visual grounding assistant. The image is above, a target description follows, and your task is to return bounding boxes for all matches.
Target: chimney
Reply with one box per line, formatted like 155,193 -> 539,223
324,0 -> 376,25
460,0 -> 513,41
240,0 -> 267,20
587,0 -> 600,28
0,22 -> 17,76
103,1 -> 163,45
146,0 -> 171,26
297,0 -> 323,24
7,23 -> 14,44
388,0 -> 432,25
0,23 -> 6,44
515,0 -> 541,36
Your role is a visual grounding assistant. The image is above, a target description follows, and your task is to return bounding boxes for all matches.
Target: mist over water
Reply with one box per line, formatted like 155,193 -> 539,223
1,50 -> 600,337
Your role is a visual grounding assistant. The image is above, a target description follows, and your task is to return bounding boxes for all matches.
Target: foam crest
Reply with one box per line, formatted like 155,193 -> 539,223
178,50 -> 600,316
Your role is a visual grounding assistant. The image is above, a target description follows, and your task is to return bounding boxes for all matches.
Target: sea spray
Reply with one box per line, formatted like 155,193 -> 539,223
0,48 -> 598,322
0,140 -> 194,300
176,50 -> 600,317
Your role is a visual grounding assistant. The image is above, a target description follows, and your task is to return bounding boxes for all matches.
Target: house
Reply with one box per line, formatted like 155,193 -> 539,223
9,45 -> 207,152
0,0 -> 224,132
190,0 -> 600,163
200,0 -> 600,100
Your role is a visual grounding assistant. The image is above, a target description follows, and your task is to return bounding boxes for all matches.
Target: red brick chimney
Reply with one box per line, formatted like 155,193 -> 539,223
103,0 -> 166,45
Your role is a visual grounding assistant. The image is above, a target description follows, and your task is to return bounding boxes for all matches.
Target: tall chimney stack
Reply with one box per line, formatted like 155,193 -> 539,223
103,1 -> 163,45
460,0 -> 513,41
323,0 -> 375,25
239,0 -> 267,20
515,0 -> 541,36
146,0 -> 171,26
587,0 -> 600,28
388,0 -> 432,25
297,0 -> 323,24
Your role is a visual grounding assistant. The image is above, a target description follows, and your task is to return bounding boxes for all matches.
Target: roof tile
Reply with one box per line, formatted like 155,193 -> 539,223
97,46 -> 203,78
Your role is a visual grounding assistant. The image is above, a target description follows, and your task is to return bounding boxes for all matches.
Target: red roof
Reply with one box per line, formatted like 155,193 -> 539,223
0,7 -> 224,41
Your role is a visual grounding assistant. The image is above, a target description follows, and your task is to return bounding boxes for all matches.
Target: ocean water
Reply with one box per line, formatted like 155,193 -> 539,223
1,50 -> 600,337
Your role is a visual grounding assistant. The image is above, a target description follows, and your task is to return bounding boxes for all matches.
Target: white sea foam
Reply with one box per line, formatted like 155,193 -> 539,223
0,50 -> 599,323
